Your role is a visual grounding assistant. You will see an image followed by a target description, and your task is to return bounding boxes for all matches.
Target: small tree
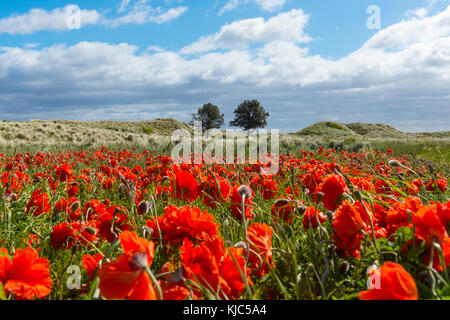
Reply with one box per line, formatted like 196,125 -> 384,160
190,103 -> 224,131
229,100 -> 269,131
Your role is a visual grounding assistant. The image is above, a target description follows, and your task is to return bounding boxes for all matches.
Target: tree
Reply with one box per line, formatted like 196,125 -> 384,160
190,103 -> 224,131
229,100 -> 269,131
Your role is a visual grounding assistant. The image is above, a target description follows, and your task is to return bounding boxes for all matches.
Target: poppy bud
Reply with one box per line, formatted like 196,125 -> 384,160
389,159 -> 401,168
167,267 -> 185,282
274,198 -> 290,206
315,191 -> 324,204
238,185 -> 252,199
234,241 -> 248,250
335,193 -> 347,207
339,261 -> 350,275
70,201 -> 81,212
161,176 -> 170,183
327,244 -> 337,256
137,201 -> 151,215
335,247 -> 346,258
143,226 -> 154,238
129,252 -> 149,270
4,192 -> 18,202
118,183 -> 128,197
417,270 -> 433,287
326,210 -> 334,223
296,205 -> 306,216
84,227 -> 97,235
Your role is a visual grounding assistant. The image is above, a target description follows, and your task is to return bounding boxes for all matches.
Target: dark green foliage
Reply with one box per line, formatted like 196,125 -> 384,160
229,100 -> 270,131
190,103 -> 224,131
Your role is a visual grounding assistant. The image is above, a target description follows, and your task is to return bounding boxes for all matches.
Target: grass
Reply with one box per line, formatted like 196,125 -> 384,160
0,119 -> 448,167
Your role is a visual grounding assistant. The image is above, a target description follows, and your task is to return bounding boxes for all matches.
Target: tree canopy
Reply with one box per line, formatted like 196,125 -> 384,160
190,103 -> 224,131
229,100 -> 269,131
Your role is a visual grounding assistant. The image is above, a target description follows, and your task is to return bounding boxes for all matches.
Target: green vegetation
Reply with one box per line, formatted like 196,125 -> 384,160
142,127 -> 154,134
297,121 -> 357,137
191,103 -> 225,131
230,100 -> 270,131
0,119 -> 448,168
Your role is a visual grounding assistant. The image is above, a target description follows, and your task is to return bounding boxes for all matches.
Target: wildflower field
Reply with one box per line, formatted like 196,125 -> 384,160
0,146 -> 449,300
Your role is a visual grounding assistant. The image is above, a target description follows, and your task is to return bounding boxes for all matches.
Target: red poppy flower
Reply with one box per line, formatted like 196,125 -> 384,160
315,174 -> 349,211
302,206 -> 327,229
359,262 -> 418,300
199,176 -> 231,209
82,253 -> 103,278
145,217 -> 163,240
271,199 -> 300,223
102,177 -> 115,190
159,262 -> 193,300
412,205 -> 448,245
98,231 -> 157,300
160,205 -> 219,245
26,188 -> 50,216
173,170 -> 198,202
55,163 -> 74,182
0,247 -> 52,300
180,238 -> 251,299
427,177 -> 448,192
51,222 -> 78,249
247,223 -> 274,277
161,281 -> 192,300
332,201 -> 372,258
436,201 -> 450,230
97,205 -> 131,242
385,197 -> 423,236
301,168 -> 324,195
423,237 -> 450,272
261,177 -> 278,200
229,185 -> 254,221
67,185 -> 79,198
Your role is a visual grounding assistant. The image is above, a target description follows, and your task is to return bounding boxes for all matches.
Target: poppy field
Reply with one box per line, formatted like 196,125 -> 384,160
0,146 -> 449,300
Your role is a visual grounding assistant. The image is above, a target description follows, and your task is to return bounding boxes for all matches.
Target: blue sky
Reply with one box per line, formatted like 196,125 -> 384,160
0,0 -> 449,132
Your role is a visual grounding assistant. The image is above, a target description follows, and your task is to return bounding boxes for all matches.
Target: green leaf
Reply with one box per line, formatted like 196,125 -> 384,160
0,283 -> 7,300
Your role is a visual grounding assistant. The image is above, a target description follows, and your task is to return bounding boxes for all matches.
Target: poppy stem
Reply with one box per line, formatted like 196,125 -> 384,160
145,266 -> 163,300
427,246 -> 440,299
241,194 -> 250,286
318,239 -> 329,300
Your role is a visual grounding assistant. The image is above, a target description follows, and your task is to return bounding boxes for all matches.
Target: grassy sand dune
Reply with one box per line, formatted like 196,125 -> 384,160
0,119 -> 449,166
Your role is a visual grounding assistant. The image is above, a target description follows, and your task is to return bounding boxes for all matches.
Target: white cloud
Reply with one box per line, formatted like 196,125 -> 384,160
181,9 -> 311,54
0,5 -> 101,35
364,5 -> 450,51
0,7 -> 450,131
219,0 -> 286,15
219,0 -> 240,15
405,0 -> 441,18
105,0 -> 188,27
254,0 -> 286,12
118,0 -> 132,13
0,2 -> 187,35
148,6 -> 188,24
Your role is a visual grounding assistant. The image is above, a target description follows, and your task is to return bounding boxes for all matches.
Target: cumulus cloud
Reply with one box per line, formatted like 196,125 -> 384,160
0,6 -> 450,132
219,0 -> 286,15
0,2 -> 187,35
0,5 -> 101,35
363,6 -> 450,51
181,9 -> 311,54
